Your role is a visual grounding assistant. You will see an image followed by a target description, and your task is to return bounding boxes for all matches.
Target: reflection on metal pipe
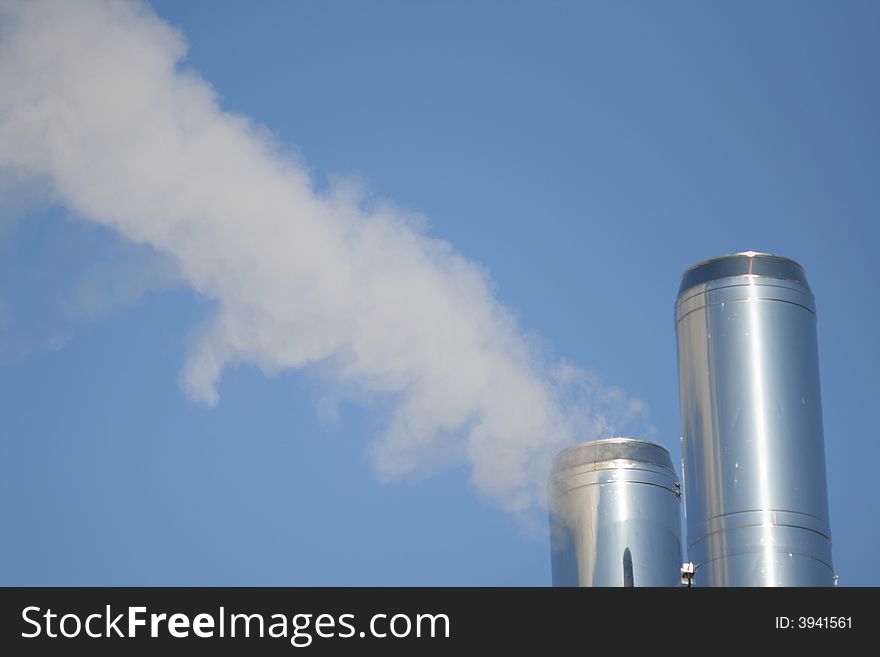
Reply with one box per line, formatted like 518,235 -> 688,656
675,251 -> 834,586
549,438 -> 682,587
622,548 -> 634,587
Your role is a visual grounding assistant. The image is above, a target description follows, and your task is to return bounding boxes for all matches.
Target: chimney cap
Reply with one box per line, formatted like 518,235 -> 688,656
552,437 -> 674,474
678,251 -> 809,297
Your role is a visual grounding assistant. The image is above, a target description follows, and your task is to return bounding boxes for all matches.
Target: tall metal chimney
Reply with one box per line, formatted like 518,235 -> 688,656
675,251 -> 834,586
549,438 -> 682,586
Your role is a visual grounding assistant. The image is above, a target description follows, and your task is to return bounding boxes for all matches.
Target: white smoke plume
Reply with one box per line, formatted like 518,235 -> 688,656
0,0 -> 649,513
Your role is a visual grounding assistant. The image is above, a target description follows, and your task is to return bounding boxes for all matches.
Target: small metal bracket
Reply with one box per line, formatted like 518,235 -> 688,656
681,562 -> 696,587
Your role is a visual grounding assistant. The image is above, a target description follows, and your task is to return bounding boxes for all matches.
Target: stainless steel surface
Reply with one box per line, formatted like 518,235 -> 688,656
675,251 -> 834,586
549,438 -> 682,587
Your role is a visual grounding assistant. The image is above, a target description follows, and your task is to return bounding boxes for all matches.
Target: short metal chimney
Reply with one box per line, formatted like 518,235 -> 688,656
549,438 -> 682,586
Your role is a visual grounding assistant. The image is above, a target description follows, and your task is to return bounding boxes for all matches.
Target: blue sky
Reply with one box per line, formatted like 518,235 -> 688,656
1,0 -> 878,585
